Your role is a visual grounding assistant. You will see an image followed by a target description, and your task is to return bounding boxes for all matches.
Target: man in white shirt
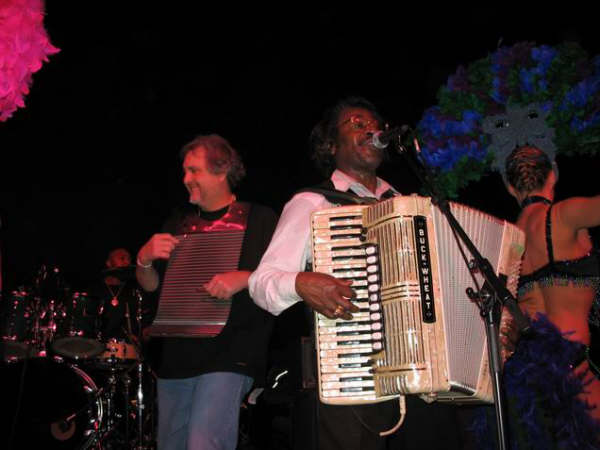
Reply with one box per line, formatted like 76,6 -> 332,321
249,97 -> 399,450
250,98 -> 397,320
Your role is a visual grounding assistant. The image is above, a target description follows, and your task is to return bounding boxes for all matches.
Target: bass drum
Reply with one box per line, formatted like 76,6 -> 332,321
1,357 -> 103,449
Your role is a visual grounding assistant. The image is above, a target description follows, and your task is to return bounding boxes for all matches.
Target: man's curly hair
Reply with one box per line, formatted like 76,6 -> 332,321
180,134 -> 246,189
505,145 -> 553,194
309,97 -> 384,176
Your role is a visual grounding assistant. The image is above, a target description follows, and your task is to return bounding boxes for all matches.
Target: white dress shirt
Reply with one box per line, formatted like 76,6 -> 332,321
248,169 -> 398,315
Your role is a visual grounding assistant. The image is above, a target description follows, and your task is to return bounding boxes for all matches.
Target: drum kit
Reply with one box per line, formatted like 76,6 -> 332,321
1,265 -> 156,450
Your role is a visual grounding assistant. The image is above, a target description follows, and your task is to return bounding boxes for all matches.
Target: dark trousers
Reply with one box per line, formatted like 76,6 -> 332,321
293,390 -> 467,450
386,396 -> 466,450
317,399 -> 399,450
293,389 -> 398,450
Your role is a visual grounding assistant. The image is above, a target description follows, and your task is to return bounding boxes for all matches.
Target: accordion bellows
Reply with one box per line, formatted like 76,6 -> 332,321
311,196 -> 525,405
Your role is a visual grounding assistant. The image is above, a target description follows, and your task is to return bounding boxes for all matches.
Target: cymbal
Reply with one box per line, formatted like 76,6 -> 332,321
102,265 -> 136,280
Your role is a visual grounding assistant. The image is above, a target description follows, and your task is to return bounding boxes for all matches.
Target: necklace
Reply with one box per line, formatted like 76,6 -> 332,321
520,195 -> 552,209
105,281 -> 125,307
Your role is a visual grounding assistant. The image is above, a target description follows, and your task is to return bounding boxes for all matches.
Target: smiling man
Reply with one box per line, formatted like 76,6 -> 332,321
136,134 -> 277,450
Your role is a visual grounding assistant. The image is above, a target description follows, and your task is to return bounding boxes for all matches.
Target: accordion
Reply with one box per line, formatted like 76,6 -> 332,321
310,195 -> 524,405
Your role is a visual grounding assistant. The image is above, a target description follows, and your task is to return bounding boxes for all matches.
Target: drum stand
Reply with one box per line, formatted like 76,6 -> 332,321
92,288 -> 155,449
96,369 -> 155,447
111,370 -> 126,436
132,288 -> 153,450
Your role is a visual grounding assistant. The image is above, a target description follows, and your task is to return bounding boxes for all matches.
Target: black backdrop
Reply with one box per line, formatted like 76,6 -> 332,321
1,4 -> 599,290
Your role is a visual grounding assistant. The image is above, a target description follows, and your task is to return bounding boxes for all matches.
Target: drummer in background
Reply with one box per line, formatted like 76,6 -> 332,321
88,247 -> 155,341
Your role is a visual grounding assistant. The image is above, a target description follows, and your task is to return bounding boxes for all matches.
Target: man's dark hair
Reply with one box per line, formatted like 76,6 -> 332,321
180,134 -> 246,189
309,97 -> 384,176
107,247 -> 131,260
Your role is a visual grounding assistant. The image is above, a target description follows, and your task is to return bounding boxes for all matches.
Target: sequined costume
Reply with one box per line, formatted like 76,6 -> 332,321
517,202 -> 600,327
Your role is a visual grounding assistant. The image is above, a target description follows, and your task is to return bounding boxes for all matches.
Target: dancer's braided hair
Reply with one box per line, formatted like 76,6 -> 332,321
505,145 -> 553,194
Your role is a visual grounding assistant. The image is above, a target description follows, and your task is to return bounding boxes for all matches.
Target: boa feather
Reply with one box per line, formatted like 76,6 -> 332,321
473,314 -> 600,449
0,0 -> 59,121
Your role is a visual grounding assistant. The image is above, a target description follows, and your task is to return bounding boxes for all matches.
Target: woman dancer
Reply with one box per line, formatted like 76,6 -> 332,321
503,145 -> 600,446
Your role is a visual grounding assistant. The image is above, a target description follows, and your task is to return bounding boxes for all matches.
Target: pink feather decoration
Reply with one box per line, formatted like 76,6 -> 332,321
0,0 -> 59,121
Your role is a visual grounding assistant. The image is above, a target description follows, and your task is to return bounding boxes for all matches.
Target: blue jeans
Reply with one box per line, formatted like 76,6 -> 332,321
157,372 -> 253,450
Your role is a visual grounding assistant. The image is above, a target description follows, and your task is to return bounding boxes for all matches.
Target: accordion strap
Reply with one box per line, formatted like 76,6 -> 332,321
296,180 -> 376,206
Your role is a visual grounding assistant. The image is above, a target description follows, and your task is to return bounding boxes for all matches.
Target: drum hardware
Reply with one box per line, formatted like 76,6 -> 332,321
1,290 -> 34,361
94,338 -> 139,371
49,383 -> 106,442
103,370 -> 123,440
52,292 -> 105,361
52,336 -> 105,361
35,298 -> 67,356
79,360 -> 155,449
99,288 -> 155,450
1,339 -> 34,363
1,264 -> 72,361
133,288 -> 151,450
87,289 -> 155,449
123,370 -> 132,445
27,264 -> 71,355
1,265 -> 157,448
32,264 -> 69,305
86,359 -> 156,450
2,290 -> 30,340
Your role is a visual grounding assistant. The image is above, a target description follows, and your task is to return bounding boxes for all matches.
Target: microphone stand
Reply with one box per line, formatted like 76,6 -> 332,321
394,135 -> 530,450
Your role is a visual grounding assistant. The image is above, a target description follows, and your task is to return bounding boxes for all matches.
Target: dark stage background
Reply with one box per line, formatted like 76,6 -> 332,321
1,6 -> 599,290
2,5 -> 600,449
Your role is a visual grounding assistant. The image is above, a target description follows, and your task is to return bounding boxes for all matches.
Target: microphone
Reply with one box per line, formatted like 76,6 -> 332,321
369,125 -> 410,149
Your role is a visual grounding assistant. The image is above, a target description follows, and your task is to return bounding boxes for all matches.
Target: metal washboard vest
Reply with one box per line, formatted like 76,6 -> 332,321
147,202 -> 249,337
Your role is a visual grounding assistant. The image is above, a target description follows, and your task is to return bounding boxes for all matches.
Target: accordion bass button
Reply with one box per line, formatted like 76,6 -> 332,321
366,255 -> 378,264
364,245 -> 377,255
367,284 -> 379,293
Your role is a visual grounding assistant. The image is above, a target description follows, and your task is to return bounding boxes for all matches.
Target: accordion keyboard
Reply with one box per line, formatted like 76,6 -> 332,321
312,207 -> 388,402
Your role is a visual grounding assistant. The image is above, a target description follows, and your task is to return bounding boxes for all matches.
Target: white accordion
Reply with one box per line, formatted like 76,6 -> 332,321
310,195 -> 525,405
